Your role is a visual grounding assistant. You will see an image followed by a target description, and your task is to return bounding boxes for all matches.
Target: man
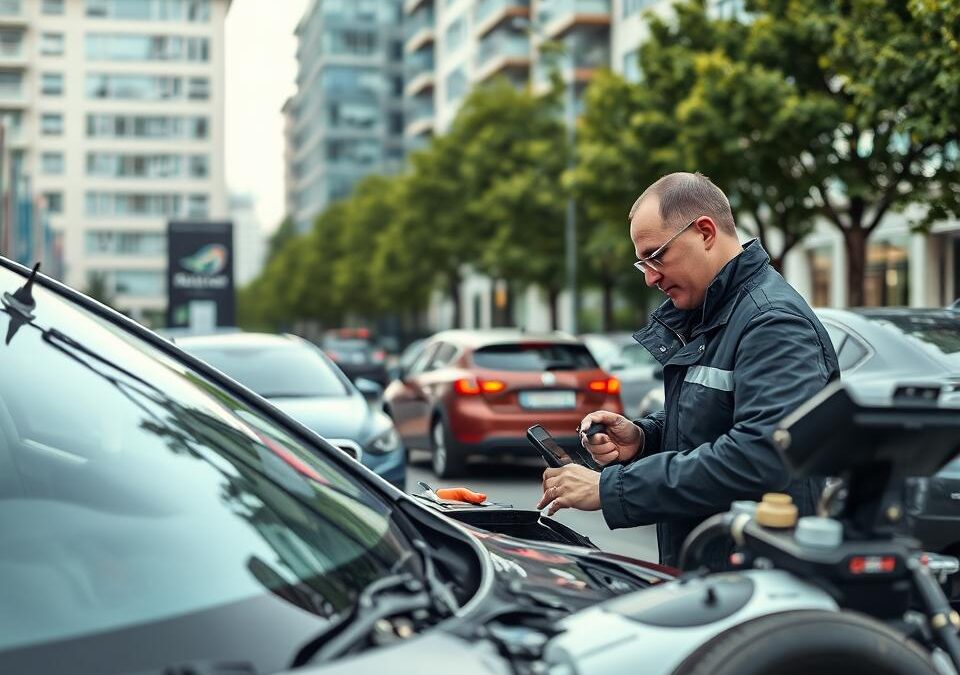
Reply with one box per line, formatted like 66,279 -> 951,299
537,172 -> 839,568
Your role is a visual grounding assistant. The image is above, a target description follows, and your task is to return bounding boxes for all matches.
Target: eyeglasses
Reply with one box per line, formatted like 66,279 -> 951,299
633,218 -> 698,274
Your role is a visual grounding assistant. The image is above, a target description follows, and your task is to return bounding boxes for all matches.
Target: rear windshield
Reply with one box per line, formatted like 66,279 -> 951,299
863,313 -> 960,363
472,343 -> 598,371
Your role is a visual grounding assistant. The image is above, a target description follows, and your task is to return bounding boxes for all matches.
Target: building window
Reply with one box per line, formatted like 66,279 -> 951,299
41,72 -> 64,96
86,33 -> 210,62
0,70 -> 21,98
86,113 -> 208,139
807,245 -> 832,308
186,77 -> 209,100
87,152 -> 186,178
113,270 -> 165,297
86,73 -> 181,100
41,0 -> 64,15
39,32 -> 64,56
85,231 -> 166,256
188,155 -> 208,177
41,112 -> 63,135
85,191 -> 183,217
864,236 -> 910,307
0,109 -> 22,138
41,152 -> 64,174
444,17 -> 465,56
623,0 -> 654,17
445,66 -> 466,103
186,194 -> 208,217
43,191 -> 64,214
0,28 -> 23,58
85,0 -> 210,22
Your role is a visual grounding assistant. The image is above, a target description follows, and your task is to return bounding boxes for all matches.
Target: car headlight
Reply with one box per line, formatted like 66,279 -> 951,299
367,426 -> 401,454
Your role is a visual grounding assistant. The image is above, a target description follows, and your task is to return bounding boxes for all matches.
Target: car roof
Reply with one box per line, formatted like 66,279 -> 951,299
428,328 -> 580,349
175,332 -> 306,350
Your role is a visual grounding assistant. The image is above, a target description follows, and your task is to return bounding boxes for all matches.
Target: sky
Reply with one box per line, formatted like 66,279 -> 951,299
225,0 -> 311,235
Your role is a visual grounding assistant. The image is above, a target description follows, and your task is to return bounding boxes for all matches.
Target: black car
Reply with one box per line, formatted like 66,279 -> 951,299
322,332 -> 389,387
0,258 -> 672,675
177,332 -> 407,490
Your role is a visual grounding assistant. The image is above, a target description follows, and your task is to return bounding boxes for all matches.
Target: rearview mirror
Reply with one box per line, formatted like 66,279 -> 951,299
355,378 -> 384,401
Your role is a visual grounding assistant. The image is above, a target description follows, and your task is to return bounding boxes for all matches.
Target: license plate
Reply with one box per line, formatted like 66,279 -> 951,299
519,390 -> 576,410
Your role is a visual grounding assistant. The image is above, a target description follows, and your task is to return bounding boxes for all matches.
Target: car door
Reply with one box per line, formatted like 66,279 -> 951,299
387,341 -> 440,447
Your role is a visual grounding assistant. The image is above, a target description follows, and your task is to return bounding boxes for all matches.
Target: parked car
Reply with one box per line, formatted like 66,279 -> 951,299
0,257 -> 672,675
815,309 -> 960,577
383,329 -> 623,477
177,332 -> 406,489
322,328 -> 389,387
581,332 -> 660,417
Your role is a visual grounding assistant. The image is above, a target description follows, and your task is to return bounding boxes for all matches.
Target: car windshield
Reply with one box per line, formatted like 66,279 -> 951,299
473,343 -> 598,371
0,266 -> 414,673
183,340 -> 350,398
866,313 -> 960,367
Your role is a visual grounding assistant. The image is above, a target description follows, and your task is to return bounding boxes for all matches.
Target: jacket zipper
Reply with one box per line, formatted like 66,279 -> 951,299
653,315 -> 687,346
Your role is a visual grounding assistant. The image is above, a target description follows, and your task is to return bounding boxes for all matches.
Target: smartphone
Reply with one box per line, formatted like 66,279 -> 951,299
526,424 -> 600,471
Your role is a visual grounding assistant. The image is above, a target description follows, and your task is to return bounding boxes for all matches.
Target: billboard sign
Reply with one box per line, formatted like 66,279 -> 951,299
166,220 -> 235,328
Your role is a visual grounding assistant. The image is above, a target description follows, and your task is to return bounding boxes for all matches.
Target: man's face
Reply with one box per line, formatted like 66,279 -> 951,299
630,197 -> 711,310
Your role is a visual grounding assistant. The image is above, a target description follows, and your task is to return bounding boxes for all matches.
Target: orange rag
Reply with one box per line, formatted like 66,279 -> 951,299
435,487 -> 487,504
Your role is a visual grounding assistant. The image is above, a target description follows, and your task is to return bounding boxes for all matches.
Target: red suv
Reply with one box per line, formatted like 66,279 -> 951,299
383,330 -> 623,477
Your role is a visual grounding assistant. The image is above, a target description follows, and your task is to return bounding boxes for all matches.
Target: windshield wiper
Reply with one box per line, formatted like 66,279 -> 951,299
289,572 -> 434,666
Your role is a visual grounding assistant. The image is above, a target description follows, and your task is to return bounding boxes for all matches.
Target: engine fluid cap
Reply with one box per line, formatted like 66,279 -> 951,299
756,492 -> 798,528
730,500 -> 758,516
795,516 -> 843,549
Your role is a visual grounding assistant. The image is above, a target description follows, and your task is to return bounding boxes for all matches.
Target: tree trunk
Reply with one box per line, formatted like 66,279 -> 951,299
769,255 -> 784,274
602,280 -> 614,331
548,288 -> 560,331
844,227 -> 869,307
447,275 -> 461,328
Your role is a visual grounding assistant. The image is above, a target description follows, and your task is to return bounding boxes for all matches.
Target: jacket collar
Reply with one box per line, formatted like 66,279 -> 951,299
645,239 -> 770,338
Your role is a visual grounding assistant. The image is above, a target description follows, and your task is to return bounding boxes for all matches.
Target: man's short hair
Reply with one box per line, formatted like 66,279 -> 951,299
629,172 -> 737,236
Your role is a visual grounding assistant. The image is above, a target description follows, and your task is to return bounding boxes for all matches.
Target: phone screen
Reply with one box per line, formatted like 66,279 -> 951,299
527,424 -> 573,468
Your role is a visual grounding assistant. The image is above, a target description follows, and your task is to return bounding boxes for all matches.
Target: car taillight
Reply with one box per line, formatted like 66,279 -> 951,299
588,377 -> 620,394
480,379 -> 506,393
455,378 -> 506,395
373,349 -> 386,362
454,378 -> 481,395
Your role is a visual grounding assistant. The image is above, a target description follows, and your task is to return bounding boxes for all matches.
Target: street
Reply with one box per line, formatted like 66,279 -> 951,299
405,449 -> 659,563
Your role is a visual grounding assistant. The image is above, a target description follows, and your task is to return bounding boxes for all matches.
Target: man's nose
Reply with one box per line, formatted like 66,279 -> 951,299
643,266 -> 663,287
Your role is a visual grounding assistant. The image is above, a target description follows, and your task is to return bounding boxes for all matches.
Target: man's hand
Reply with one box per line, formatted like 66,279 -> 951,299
579,411 -> 643,465
536,465 -> 601,516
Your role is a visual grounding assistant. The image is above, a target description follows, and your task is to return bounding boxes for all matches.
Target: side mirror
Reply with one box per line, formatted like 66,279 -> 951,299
652,366 -> 664,381
355,377 -> 384,401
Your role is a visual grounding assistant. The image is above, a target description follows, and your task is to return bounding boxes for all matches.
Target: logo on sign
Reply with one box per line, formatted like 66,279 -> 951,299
174,244 -> 229,289
541,372 -> 556,386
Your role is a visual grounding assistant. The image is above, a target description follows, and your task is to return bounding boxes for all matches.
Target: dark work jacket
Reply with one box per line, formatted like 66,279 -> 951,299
599,240 -> 840,569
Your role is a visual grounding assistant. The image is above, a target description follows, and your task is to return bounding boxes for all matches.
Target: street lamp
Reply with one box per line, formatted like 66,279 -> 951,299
514,13 -> 579,334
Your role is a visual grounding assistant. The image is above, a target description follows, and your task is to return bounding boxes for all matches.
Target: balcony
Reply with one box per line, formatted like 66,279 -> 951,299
0,1 -> 26,26
405,49 -> 435,95
540,0 -> 611,39
475,31 -> 531,82
474,0 -> 530,39
405,100 -> 434,137
404,8 -> 436,53
406,71 -> 435,97
0,80 -> 26,106
403,0 -> 431,16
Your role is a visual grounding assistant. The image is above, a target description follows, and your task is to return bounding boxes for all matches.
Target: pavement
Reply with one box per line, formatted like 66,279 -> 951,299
405,449 -> 659,563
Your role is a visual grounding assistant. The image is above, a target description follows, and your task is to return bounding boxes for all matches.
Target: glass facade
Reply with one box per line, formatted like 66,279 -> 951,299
864,236 -> 910,307
290,0 -> 404,230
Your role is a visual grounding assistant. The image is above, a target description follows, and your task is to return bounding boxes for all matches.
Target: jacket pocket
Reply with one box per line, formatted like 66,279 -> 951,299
677,365 -> 735,449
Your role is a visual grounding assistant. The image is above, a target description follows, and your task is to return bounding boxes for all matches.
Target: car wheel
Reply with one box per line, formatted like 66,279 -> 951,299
431,416 -> 466,479
671,610 -> 939,675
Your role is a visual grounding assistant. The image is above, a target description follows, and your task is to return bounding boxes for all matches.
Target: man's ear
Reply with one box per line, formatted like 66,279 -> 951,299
696,217 -> 719,250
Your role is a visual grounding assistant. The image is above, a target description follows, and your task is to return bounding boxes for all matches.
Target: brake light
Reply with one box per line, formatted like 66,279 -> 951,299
480,379 -> 506,393
454,378 -> 481,395
373,349 -> 386,362
588,377 -> 620,394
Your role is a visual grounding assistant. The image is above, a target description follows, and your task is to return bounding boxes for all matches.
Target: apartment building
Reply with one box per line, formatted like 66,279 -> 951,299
287,0 -> 405,233
0,0 -> 230,326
